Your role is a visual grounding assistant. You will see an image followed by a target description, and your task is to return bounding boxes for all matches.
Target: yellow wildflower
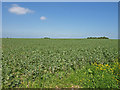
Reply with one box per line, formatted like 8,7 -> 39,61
106,64 -> 108,67
100,68 -> 103,70
103,69 -> 106,70
94,62 -> 97,65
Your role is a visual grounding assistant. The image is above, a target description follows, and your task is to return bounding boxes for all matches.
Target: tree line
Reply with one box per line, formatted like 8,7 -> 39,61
87,36 -> 109,39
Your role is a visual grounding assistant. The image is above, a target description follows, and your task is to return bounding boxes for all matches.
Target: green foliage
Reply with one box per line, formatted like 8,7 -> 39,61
2,39 -> 119,88
87,37 -> 109,39
43,37 -> 50,39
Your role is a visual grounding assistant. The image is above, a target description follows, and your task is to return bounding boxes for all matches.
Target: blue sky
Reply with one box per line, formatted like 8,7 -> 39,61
2,2 -> 118,39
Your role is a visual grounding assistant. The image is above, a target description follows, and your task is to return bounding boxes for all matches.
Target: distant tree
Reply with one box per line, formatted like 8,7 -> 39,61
44,37 -> 50,39
87,36 -> 109,39
87,37 -> 90,39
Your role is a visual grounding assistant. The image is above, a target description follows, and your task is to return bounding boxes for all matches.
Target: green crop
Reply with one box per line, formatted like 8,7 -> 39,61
1,38 -> 119,88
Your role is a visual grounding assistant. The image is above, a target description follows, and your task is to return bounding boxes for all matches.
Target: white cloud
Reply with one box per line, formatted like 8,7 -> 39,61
8,4 -> 34,15
40,16 -> 47,20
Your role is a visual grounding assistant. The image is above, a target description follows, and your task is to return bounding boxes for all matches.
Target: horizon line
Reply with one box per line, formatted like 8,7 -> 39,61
2,0 -> 120,2
1,37 -> 118,39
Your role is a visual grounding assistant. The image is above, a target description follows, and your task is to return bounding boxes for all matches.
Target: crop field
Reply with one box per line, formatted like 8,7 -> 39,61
1,38 -> 119,88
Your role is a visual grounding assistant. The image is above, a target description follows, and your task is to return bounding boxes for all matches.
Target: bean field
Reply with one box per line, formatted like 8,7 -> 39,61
2,39 -> 119,88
